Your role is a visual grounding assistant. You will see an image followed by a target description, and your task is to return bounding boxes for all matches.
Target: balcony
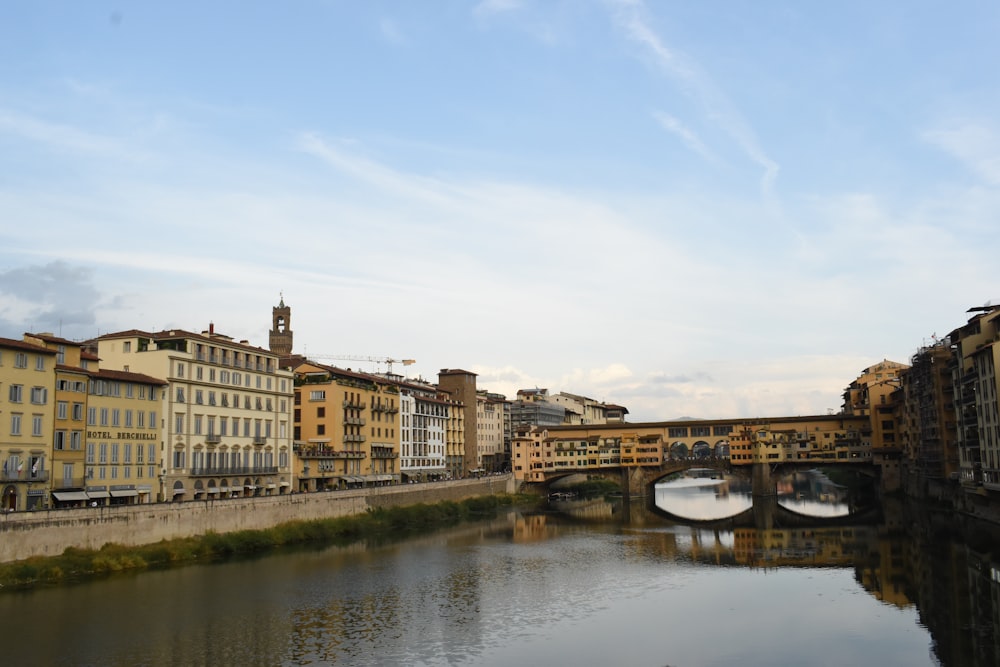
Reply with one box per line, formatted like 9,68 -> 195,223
205,433 -> 221,444
343,400 -> 367,410
343,434 -> 367,444
345,417 -> 366,426
189,465 -> 278,476
0,471 -> 50,482
252,436 -> 267,445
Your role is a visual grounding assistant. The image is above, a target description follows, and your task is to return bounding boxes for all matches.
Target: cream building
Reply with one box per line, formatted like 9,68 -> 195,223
397,378 -> 450,482
475,391 -> 504,472
96,326 -> 294,501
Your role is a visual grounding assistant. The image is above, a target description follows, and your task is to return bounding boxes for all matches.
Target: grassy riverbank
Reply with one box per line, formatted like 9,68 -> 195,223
0,494 -> 538,592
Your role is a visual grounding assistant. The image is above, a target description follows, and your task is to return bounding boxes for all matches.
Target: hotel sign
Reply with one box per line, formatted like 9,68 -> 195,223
87,431 -> 158,441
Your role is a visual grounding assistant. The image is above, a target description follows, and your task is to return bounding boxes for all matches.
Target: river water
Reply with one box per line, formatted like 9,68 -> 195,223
2,470 -> 997,667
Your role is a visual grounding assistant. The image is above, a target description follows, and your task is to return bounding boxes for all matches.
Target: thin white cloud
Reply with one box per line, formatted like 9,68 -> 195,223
922,120 -> 1000,187
609,0 -> 779,200
652,111 -> 717,163
0,109 -> 140,161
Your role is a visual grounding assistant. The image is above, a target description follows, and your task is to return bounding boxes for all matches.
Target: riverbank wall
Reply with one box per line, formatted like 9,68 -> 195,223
0,475 -> 516,563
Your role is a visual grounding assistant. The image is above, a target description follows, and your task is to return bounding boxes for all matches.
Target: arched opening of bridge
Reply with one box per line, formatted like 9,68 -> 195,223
691,441 -> 711,459
669,442 -> 688,460
714,440 -> 730,458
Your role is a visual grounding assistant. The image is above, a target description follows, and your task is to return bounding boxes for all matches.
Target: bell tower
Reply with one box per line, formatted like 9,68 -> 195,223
269,294 -> 293,356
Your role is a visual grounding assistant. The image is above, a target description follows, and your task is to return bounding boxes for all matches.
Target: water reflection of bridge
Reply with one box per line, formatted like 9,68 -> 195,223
535,457 -> 876,500
538,498 -> 881,569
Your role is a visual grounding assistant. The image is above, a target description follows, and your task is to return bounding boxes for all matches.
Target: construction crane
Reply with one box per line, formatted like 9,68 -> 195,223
307,355 -> 416,375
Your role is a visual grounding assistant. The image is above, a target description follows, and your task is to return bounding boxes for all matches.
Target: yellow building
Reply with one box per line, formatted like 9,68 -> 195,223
0,337 -> 57,511
22,334 -> 91,508
511,415 -> 871,484
83,368 -> 167,505
293,362 -> 399,491
96,326 -> 294,501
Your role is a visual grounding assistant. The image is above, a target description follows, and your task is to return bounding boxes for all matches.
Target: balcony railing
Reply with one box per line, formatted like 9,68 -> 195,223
343,434 -> 366,444
343,400 -> 367,410
205,433 -> 221,444
252,436 -> 267,445
189,465 -> 278,476
0,471 -> 50,482
345,417 -> 366,426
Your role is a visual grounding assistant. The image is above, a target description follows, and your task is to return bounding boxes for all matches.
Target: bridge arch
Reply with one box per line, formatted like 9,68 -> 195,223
691,441 -> 712,458
714,440 -> 730,458
669,442 -> 688,459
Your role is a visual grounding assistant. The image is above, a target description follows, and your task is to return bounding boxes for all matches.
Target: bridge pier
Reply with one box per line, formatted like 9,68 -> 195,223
751,463 -> 775,497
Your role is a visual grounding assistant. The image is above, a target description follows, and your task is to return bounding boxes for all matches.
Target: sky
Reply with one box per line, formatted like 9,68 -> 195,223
1,1 -> 999,422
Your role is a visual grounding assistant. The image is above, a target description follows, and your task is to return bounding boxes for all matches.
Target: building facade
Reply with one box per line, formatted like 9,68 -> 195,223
96,326 -> 294,501
293,362 -> 399,491
0,338 -> 56,511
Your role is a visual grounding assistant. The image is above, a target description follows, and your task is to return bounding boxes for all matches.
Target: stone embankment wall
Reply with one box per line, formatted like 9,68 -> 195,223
0,475 -> 516,563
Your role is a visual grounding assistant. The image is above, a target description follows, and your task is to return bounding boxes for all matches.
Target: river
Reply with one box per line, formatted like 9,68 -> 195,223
1,471 -> 997,667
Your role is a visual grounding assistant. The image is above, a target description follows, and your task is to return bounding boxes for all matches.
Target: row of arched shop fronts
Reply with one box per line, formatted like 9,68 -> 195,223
172,478 -> 291,501
0,484 -> 156,511
668,441 -> 730,460
298,474 -> 400,493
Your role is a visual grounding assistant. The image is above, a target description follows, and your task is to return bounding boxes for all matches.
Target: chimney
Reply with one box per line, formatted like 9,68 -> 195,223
209,322 -> 215,336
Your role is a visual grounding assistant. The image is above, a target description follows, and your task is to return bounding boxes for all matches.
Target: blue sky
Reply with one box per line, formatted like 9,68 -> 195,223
2,1 -> 998,421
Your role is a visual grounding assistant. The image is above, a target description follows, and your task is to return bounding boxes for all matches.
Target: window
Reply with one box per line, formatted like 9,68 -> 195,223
148,444 -> 155,463
195,390 -> 204,404
125,410 -> 133,428
123,443 -> 132,464
14,352 -> 28,368
194,415 -> 202,435
111,443 -> 119,464
123,341 -> 131,353
196,367 -> 203,380
112,409 -> 121,427
137,411 -> 145,428
99,443 -> 108,463
125,383 -> 134,398
100,408 -> 109,426
10,413 -> 21,435
137,445 -> 144,464
29,387 -> 47,404
176,388 -> 185,402
88,407 -> 97,425
172,450 -> 185,469
177,363 -> 185,378
71,431 -> 82,450
310,390 -> 326,401
55,430 -> 67,450
72,402 -> 84,421
175,413 -> 184,433
317,424 -> 326,436
208,391 -> 216,406
8,384 -> 23,403
32,415 -> 43,436
35,355 -> 45,371
149,411 -> 157,428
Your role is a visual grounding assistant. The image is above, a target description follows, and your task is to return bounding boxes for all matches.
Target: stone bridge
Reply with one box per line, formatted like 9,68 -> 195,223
534,457 -> 877,499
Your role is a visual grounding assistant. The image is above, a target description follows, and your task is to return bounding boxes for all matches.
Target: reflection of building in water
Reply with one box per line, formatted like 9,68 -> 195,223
733,527 -> 874,569
856,533 -> 912,608
512,513 -> 553,543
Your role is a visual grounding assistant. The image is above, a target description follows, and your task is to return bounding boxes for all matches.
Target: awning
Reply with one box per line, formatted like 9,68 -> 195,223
52,491 -> 89,502
171,487 -> 186,495
110,489 -> 139,498
279,482 -> 290,487
244,484 -> 256,490
87,490 -> 110,499
266,483 -> 276,489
